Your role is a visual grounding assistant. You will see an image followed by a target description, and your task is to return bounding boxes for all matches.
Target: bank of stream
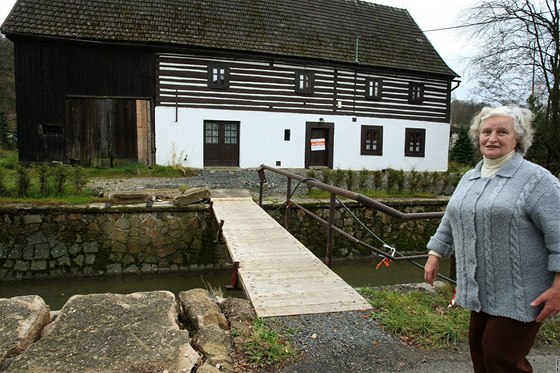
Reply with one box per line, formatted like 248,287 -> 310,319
0,258 -> 450,310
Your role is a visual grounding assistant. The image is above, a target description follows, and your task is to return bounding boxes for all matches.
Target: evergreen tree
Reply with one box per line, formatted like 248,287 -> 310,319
451,126 -> 476,166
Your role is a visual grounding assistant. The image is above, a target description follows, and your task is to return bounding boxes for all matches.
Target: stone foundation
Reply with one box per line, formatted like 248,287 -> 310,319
0,203 -> 229,281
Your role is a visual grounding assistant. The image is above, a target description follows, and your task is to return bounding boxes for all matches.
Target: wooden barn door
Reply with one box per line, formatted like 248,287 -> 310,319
305,121 -> 334,168
65,98 -> 153,167
204,121 -> 240,167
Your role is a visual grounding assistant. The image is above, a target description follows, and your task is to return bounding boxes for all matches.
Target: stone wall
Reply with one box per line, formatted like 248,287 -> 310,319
0,204 -> 229,281
264,198 -> 447,259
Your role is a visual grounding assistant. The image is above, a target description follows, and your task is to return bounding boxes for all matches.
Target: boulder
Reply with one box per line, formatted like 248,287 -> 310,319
178,289 -> 228,330
5,291 -> 199,373
192,325 -> 233,371
179,289 -> 233,372
173,187 -> 211,206
0,295 -> 50,368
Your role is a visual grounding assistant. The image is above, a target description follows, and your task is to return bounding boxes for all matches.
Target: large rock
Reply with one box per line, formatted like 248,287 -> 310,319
192,325 -> 234,372
5,291 -> 199,373
179,289 -> 233,372
173,187 -> 211,207
0,296 -> 50,368
178,289 -> 228,331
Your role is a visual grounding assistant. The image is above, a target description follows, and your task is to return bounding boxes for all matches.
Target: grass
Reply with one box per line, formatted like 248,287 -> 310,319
360,284 -> 560,350
0,150 -> 197,204
243,318 -> 296,369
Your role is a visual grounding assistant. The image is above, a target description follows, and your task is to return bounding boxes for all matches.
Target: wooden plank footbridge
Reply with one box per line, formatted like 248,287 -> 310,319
211,189 -> 372,317
210,166 -> 446,318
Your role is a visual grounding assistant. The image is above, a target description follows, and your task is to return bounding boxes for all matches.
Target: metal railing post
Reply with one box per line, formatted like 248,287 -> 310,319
285,178 -> 292,228
257,167 -> 266,206
326,192 -> 336,268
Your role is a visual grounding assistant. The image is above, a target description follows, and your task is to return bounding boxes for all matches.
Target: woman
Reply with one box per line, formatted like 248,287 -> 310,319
424,105 -> 560,373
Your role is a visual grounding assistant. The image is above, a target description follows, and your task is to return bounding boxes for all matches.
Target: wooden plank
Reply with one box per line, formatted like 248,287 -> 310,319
212,194 -> 371,317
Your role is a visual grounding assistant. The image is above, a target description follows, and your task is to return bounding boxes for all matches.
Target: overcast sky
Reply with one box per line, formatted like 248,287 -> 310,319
0,0 -> 481,99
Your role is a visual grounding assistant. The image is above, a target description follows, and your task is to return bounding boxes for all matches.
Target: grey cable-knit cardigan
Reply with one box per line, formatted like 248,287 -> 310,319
427,152 -> 560,322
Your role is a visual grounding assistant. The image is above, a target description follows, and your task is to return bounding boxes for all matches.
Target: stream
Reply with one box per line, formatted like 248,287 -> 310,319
0,258 -> 450,310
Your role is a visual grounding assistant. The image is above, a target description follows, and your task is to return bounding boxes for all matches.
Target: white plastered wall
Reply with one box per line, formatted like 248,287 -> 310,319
155,107 -> 450,171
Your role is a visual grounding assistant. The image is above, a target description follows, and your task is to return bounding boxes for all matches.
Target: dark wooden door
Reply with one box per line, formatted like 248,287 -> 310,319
305,122 -> 334,168
65,98 -> 153,167
309,128 -> 329,166
204,121 -> 240,167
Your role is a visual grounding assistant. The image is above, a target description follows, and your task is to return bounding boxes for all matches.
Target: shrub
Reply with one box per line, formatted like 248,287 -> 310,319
16,165 -> 30,197
305,169 -> 317,193
0,167 -> 8,196
357,168 -> 369,190
386,168 -> 400,191
332,168 -> 345,187
52,165 -> 68,194
345,169 -> 355,190
408,169 -> 421,192
72,166 -> 88,193
320,168 -> 332,185
371,170 -> 383,190
396,170 -> 405,192
37,164 -> 50,196
420,172 -> 432,193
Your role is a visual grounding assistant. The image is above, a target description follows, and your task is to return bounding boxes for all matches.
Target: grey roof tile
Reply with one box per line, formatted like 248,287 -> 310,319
1,0 -> 457,76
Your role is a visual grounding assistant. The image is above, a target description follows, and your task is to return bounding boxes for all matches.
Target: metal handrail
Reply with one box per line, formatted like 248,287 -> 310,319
257,164 -> 454,283
258,165 -> 444,221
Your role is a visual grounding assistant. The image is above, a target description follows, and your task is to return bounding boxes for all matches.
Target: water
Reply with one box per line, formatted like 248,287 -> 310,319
0,258 -> 449,310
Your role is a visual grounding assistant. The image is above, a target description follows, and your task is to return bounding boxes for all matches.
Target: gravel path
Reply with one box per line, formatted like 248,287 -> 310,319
88,168 -> 306,199
265,309 -> 473,373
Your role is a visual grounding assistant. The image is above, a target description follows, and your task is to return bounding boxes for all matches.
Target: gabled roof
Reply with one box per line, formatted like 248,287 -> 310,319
1,0 -> 457,77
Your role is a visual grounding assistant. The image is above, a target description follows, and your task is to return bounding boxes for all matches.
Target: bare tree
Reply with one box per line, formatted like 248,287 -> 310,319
451,99 -> 488,126
461,0 -> 559,172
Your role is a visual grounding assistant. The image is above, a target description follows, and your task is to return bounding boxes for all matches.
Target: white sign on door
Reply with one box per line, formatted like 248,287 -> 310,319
311,138 -> 326,151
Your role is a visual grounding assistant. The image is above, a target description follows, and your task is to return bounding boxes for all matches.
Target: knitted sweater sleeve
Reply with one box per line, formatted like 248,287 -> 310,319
426,212 -> 454,258
426,171 -> 473,258
525,172 -> 560,272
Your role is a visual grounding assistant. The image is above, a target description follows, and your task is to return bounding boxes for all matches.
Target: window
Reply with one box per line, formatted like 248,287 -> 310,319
405,128 -> 426,157
223,123 -> 238,144
408,82 -> 424,103
207,64 -> 230,89
295,71 -> 314,95
361,126 -> 383,156
365,78 -> 383,100
284,129 -> 291,141
205,122 -> 219,144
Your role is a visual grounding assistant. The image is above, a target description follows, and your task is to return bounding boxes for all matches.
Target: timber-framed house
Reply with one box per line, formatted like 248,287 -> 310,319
1,0 -> 459,170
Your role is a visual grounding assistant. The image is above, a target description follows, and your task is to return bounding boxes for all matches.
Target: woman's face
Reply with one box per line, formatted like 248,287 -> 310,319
479,115 -> 519,159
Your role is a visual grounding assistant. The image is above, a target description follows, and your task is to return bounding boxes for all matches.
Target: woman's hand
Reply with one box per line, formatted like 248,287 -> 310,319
424,255 -> 441,285
531,273 -> 560,322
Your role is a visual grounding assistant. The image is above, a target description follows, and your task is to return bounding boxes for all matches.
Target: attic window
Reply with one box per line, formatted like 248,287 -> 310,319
295,71 -> 314,95
408,82 -> 424,104
208,64 -> 230,90
365,78 -> 383,100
